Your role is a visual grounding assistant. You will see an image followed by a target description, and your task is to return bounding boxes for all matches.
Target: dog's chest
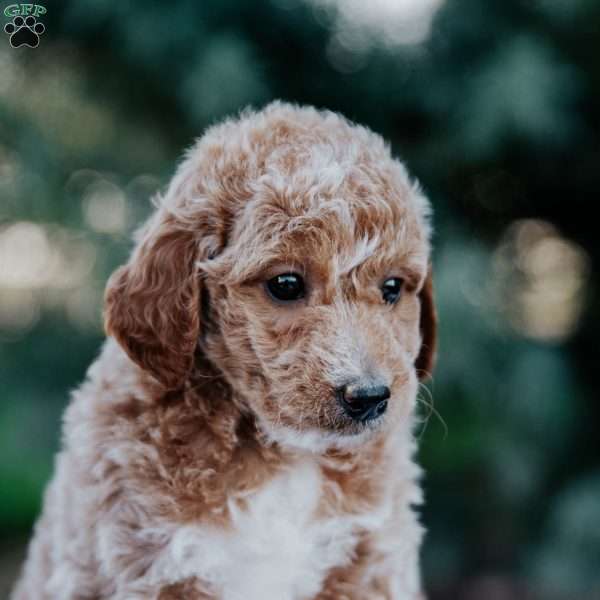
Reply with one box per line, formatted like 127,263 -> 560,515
178,460 -> 365,600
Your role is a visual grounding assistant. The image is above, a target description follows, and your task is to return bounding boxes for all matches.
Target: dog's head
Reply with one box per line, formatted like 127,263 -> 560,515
105,103 -> 436,450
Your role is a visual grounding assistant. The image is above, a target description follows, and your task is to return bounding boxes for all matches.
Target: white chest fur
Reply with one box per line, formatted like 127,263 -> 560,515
145,459 -> 387,600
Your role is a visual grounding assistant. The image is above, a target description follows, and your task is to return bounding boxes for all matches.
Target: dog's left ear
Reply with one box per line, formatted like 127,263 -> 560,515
104,211 -> 201,390
415,266 -> 437,381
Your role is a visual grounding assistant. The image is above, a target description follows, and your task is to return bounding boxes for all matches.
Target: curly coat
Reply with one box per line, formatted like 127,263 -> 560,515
13,102 -> 436,600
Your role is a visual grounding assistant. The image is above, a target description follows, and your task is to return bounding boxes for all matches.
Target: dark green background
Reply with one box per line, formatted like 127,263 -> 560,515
1,0 -> 599,597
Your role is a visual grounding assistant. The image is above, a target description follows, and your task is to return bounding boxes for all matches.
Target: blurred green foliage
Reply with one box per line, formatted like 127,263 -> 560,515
1,0 -> 599,597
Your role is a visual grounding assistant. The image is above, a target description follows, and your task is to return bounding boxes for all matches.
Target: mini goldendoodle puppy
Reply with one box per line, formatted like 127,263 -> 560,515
13,102 -> 436,600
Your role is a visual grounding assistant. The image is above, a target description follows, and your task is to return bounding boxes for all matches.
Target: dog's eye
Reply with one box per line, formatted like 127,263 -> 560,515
266,273 -> 305,302
381,278 -> 403,304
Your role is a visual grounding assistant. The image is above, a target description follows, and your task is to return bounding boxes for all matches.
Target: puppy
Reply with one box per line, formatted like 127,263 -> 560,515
13,102 -> 436,600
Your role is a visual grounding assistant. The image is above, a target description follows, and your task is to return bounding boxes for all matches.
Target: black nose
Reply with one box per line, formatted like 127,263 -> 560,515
337,383 -> 390,422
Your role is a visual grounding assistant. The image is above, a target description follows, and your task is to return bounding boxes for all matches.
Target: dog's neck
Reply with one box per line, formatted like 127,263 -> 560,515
105,340 -> 418,527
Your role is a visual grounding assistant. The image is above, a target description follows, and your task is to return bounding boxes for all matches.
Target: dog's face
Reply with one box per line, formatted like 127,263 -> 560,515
200,188 -> 433,448
105,104 -> 436,450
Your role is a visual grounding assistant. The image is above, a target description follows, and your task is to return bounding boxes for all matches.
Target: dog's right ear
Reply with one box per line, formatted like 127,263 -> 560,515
415,266 -> 437,381
104,210 -> 201,390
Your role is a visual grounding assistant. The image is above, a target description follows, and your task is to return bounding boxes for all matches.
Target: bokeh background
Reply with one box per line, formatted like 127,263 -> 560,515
1,0 -> 599,597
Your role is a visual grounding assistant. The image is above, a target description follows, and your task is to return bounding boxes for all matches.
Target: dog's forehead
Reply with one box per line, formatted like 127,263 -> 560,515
190,108 -> 432,282
218,172 -> 429,284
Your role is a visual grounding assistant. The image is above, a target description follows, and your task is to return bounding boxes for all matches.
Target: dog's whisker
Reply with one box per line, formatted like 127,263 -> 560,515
416,382 -> 447,441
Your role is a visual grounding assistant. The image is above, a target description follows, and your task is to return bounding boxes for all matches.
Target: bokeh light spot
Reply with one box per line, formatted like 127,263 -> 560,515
83,180 -> 128,235
492,219 -> 589,342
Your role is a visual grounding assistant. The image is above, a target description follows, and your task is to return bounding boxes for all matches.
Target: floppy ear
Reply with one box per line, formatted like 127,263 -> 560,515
104,211 -> 201,390
415,266 -> 437,381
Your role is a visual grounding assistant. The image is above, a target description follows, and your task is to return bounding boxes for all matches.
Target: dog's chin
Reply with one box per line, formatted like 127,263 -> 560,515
260,415 -> 386,454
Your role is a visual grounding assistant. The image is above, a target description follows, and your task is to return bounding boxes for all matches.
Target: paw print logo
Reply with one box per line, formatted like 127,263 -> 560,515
4,15 -> 45,48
